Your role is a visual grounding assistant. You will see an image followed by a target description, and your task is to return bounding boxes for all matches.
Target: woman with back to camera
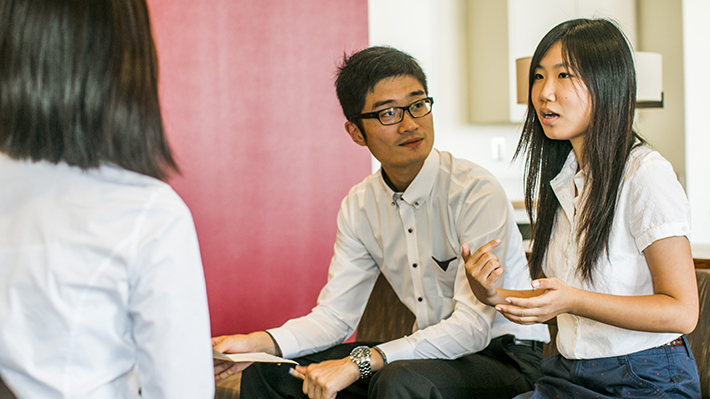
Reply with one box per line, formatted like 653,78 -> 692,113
463,18 -> 701,398
0,0 -> 214,397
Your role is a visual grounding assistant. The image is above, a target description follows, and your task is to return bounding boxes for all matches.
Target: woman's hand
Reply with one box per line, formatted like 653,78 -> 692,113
495,277 -> 577,324
462,239 -> 505,306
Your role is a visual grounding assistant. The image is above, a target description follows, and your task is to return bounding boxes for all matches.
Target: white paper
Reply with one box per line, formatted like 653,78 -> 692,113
212,349 -> 297,365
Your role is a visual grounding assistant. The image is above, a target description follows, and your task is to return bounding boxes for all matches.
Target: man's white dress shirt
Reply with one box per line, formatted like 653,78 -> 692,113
546,146 -> 690,359
0,154 -> 214,398
269,149 -> 549,362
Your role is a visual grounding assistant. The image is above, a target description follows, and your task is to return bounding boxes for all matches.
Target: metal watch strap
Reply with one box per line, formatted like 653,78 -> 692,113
372,346 -> 388,366
349,346 -> 372,379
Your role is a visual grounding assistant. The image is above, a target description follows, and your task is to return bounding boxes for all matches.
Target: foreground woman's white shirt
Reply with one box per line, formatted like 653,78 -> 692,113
0,154 -> 214,398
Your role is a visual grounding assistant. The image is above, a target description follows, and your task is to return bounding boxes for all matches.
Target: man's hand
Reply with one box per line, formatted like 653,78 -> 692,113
293,348 -> 384,399
462,239 -> 505,306
295,357 -> 360,399
212,332 -> 276,380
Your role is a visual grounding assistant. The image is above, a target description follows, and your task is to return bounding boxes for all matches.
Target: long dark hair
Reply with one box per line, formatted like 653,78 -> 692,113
0,0 -> 178,180
515,18 -> 643,283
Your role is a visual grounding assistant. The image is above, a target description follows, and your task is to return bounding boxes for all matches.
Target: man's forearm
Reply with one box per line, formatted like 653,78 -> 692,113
246,331 -> 280,355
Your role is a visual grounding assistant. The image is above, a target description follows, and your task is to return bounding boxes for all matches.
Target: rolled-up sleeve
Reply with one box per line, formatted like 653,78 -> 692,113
269,193 -> 380,359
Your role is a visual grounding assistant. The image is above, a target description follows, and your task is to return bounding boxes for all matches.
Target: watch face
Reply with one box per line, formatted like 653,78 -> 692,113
350,346 -> 372,379
351,346 -> 370,361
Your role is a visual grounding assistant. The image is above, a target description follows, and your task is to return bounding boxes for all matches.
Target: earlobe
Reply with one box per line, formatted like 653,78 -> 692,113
345,121 -> 367,146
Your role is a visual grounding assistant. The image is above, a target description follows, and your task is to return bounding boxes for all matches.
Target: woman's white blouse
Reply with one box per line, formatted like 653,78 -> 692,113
546,146 -> 690,359
0,155 -> 214,398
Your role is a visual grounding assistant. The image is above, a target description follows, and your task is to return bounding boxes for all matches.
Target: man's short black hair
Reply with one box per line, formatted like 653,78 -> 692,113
0,0 -> 178,180
335,46 -> 428,133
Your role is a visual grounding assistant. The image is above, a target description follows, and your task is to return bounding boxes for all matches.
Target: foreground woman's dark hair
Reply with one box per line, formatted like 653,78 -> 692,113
0,0 -> 178,180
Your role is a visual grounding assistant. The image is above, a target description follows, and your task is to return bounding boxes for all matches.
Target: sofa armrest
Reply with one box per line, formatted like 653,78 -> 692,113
688,269 -> 710,399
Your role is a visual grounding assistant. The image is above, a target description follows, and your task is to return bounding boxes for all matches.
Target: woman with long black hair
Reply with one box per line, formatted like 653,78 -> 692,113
464,18 -> 700,398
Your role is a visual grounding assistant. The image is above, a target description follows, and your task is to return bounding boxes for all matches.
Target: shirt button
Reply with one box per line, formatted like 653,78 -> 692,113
412,263 -> 418,268
408,228 -> 413,233
418,297 -> 423,302
414,201 -> 419,206
391,201 -> 395,206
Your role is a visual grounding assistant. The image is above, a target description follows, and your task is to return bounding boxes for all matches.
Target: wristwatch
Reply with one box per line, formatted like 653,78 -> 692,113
349,346 -> 372,379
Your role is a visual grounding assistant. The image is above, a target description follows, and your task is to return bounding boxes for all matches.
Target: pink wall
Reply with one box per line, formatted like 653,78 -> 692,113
147,1 -> 371,336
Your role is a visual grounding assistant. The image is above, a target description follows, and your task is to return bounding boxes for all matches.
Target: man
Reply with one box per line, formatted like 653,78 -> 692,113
213,46 -> 548,399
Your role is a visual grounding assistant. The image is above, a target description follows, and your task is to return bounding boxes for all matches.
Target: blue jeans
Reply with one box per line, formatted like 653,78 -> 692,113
515,335 -> 700,399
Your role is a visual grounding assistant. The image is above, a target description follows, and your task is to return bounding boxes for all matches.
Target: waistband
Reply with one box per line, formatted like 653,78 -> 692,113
513,338 -> 544,350
630,335 -> 693,358
492,334 -> 545,351
659,336 -> 684,347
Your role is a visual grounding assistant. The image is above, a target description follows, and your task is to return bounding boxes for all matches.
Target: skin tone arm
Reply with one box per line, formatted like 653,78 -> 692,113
211,332 -> 277,380
212,332 -> 385,399
462,239 -> 546,306
293,349 -> 385,399
463,237 -> 699,335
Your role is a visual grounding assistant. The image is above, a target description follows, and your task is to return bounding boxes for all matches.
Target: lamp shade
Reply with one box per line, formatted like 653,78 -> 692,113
516,57 -> 532,105
515,52 -> 663,108
635,52 -> 663,108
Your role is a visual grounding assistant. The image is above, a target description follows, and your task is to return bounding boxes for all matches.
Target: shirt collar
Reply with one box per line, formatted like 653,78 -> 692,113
550,150 -> 580,223
379,149 -> 439,208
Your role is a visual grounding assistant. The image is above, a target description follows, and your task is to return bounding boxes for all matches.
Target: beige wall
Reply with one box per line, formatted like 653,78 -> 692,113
636,0 -> 685,184
683,0 -> 710,245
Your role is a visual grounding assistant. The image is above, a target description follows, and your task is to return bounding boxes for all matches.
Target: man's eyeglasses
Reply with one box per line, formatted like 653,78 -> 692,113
349,97 -> 434,126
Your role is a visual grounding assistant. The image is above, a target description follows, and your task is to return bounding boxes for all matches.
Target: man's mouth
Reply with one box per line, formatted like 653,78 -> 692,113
399,137 -> 423,147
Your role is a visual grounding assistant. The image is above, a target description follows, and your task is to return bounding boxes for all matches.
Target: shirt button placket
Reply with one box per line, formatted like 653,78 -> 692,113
401,199 -> 424,318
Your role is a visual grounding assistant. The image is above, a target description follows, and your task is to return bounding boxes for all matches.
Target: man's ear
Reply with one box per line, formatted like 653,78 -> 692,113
345,121 -> 367,146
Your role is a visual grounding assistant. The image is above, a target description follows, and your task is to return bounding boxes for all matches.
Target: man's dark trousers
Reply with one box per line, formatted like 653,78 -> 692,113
240,335 -> 543,399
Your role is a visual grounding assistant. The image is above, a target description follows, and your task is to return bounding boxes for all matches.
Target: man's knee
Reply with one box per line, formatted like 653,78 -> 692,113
371,361 -> 407,385
369,361 -> 436,398
241,362 -> 301,398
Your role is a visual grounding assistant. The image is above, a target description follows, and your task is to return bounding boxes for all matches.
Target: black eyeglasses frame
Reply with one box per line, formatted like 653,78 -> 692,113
349,97 -> 434,126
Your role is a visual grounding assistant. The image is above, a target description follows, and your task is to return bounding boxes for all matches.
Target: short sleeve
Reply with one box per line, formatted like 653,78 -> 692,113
626,151 -> 691,252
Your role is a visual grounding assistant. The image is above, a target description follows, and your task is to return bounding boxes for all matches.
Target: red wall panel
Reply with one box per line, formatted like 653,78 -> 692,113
147,1 -> 370,336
